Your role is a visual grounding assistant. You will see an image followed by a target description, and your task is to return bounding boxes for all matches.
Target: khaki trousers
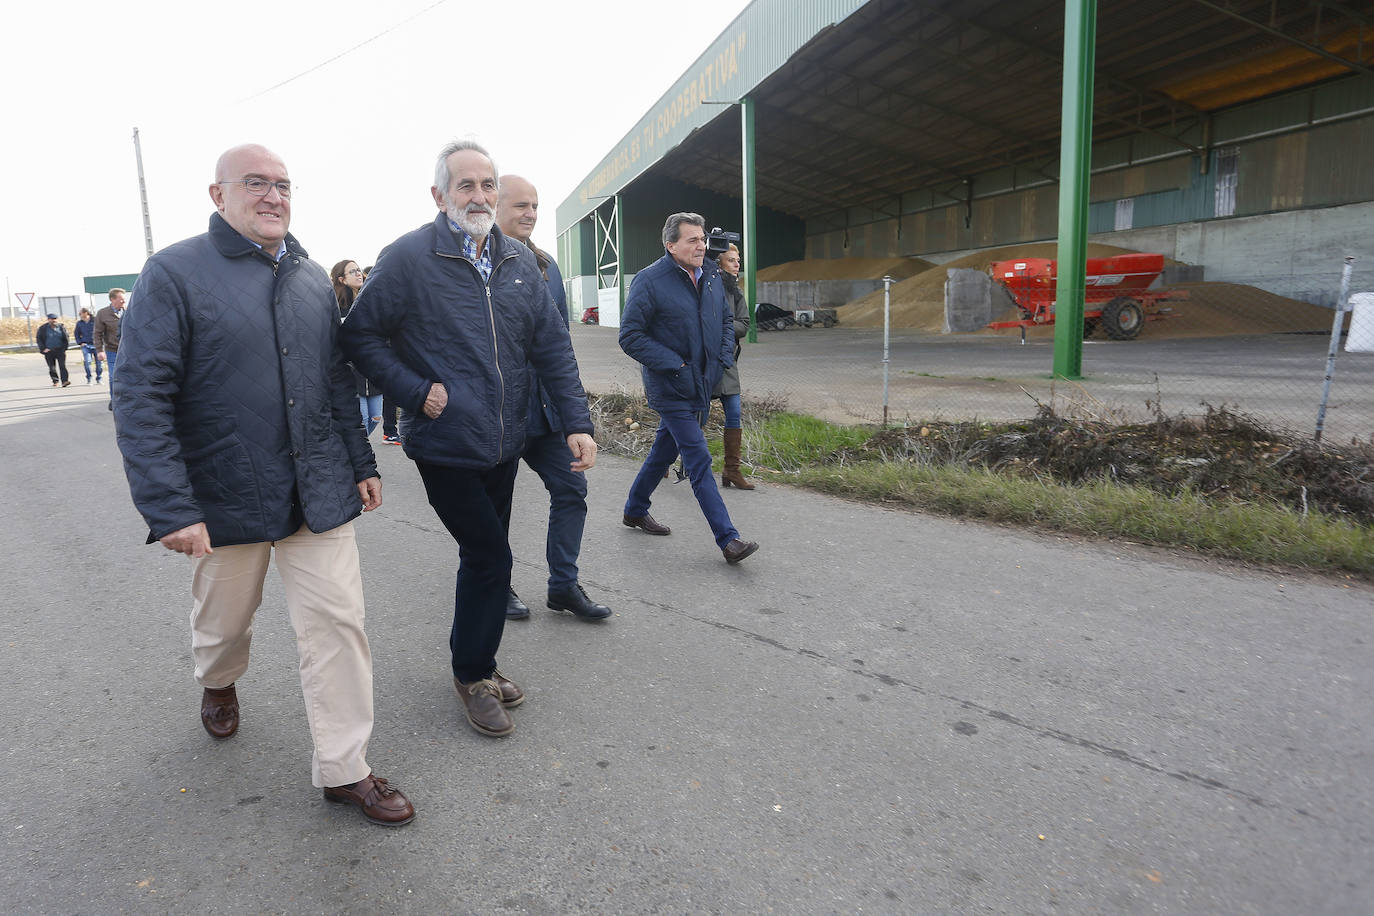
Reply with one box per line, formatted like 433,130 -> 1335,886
190,522 -> 373,788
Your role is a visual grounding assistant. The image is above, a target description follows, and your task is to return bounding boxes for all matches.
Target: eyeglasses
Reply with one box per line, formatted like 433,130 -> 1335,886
219,177 -> 294,199
345,268 -> 364,277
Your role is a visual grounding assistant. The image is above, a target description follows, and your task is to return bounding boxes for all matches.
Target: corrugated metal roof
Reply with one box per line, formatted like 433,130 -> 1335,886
559,0 -> 1374,233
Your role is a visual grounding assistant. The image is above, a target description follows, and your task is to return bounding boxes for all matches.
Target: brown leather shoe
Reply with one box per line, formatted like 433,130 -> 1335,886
623,513 -> 671,535
200,685 -> 239,739
722,539 -> 760,564
454,677 -> 515,736
491,668 -> 525,708
323,772 -> 415,827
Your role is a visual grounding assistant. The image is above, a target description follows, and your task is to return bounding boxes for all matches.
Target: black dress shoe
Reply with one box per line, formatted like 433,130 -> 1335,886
505,588 -> 530,620
547,583 -> 612,620
623,513 -> 671,535
722,539 -> 759,564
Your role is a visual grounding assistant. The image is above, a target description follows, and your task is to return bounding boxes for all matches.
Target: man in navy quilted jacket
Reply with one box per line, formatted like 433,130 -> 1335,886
341,140 -> 597,740
619,212 -> 760,565
495,174 -> 613,623
113,143 -> 414,827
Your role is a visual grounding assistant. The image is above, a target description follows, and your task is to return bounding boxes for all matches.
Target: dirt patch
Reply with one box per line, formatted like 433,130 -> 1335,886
836,405 -> 1374,523
758,256 -> 933,282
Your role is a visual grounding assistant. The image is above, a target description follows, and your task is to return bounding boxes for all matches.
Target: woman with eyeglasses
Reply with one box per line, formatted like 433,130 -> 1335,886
331,260 -> 384,435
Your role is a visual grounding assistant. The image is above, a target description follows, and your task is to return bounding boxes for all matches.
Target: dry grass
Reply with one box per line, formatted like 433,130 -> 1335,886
0,317 -> 46,347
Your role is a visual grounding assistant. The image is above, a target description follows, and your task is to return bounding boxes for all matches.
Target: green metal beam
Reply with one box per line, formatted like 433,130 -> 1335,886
1053,0 -> 1097,380
614,193 -> 626,320
742,95 -> 758,344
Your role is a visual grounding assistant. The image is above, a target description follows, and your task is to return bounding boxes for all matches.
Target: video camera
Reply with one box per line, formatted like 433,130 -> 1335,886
705,227 -> 741,260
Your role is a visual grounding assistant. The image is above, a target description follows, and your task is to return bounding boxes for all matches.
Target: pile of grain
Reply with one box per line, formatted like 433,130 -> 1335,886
758,256 -> 933,282
834,241 -> 1339,339
981,282 -> 1338,340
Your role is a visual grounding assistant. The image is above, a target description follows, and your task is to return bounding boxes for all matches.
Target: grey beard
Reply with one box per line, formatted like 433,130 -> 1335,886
448,204 -> 494,239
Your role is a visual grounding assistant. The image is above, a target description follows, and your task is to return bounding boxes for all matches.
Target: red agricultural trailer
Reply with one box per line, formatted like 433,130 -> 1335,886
986,252 -> 1186,340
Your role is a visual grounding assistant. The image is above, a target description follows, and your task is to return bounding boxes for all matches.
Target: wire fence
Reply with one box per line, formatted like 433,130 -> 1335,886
571,257 -> 1374,446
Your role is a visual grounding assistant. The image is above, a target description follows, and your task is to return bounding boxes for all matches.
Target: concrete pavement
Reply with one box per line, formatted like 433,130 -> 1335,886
1,352 -> 1370,914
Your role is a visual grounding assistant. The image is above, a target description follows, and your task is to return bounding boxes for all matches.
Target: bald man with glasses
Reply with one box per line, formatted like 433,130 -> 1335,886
113,142 -> 414,827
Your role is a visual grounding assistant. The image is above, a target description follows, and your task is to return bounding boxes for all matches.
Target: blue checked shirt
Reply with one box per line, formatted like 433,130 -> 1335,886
449,218 -> 493,283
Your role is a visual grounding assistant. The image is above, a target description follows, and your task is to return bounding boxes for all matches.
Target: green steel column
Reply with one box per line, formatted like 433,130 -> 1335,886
742,95 -> 758,343
615,193 -> 626,320
1052,0 -> 1097,380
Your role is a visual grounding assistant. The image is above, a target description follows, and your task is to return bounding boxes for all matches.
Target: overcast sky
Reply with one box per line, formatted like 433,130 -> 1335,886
2,0 -> 750,310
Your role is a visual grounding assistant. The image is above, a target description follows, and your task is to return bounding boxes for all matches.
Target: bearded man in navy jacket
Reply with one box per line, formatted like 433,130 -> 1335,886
341,141 -> 597,740
618,212 -> 760,565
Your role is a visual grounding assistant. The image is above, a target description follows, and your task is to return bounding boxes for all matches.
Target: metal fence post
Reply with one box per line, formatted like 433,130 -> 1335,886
882,275 -> 892,427
1315,256 -> 1355,442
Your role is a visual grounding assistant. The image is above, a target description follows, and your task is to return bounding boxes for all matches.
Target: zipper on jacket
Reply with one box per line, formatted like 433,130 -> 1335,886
438,248 -> 520,464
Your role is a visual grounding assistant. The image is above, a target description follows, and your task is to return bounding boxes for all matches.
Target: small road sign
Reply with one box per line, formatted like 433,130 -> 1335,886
16,292 -> 35,311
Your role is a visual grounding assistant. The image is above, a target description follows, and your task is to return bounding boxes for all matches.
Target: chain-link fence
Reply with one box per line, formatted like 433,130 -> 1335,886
571,257 -> 1374,445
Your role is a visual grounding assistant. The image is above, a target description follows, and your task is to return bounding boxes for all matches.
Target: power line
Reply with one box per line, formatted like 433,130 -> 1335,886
236,0 -> 449,104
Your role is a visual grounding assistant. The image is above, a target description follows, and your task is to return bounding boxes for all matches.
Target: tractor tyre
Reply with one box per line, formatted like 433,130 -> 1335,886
1083,319 -> 1098,339
1100,297 -> 1144,340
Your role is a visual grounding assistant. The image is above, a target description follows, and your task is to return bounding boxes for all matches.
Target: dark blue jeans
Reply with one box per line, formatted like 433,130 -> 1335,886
624,403 -> 739,548
416,459 -> 518,683
510,430 -> 588,591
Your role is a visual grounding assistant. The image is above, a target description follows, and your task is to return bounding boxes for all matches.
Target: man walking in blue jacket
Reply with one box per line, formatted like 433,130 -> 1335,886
341,141 -> 597,739
619,212 -> 759,565
496,174 -> 612,622
113,144 -> 414,827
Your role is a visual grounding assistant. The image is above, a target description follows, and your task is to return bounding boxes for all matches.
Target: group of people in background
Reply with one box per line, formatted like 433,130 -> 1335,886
34,288 -> 124,405
100,136 -> 759,831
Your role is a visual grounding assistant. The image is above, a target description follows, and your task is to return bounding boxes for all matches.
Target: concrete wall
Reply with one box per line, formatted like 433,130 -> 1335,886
756,278 -> 883,309
944,270 -> 1017,332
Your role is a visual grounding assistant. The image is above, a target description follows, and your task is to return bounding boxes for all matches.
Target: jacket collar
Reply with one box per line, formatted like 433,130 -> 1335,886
208,212 -> 307,261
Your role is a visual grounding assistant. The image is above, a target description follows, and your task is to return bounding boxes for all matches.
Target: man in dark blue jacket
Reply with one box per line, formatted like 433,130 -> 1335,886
496,174 -> 612,622
341,141 -> 597,739
114,143 -> 414,827
36,313 -> 71,387
619,213 -> 760,564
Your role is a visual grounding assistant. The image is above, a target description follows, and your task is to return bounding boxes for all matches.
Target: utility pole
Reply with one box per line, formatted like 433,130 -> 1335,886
133,127 -> 154,257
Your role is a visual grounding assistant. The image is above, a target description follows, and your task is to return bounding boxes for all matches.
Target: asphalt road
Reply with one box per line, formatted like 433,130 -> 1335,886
1,352 -> 1371,914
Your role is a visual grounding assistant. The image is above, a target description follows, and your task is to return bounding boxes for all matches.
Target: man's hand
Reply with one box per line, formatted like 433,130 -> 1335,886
96,352 -> 106,361
423,382 -> 448,419
357,477 -> 382,511
567,433 -> 598,472
161,522 -> 212,558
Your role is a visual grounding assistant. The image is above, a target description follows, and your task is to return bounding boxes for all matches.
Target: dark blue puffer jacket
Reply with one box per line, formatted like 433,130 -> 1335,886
619,253 -> 734,412
114,214 -> 377,547
340,215 -> 592,469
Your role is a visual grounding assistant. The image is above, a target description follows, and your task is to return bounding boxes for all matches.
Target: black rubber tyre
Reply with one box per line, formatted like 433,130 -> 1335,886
1083,319 -> 1098,339
1100,298 -> 1144,340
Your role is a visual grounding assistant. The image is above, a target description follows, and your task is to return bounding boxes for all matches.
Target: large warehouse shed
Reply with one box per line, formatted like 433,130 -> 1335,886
555,0 -> 1374,343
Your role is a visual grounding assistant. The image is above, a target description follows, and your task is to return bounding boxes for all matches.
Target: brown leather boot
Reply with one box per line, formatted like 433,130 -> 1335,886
454,677 -> 515,737
721,428 -> 755,489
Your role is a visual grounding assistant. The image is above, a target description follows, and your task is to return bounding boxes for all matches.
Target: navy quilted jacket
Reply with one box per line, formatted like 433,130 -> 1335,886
619,253 -> 734,412
340,215 -> 592,469
114,214 -> 377,547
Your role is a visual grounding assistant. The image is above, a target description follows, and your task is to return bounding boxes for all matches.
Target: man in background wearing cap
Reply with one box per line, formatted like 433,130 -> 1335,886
35,313 -> 71,387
